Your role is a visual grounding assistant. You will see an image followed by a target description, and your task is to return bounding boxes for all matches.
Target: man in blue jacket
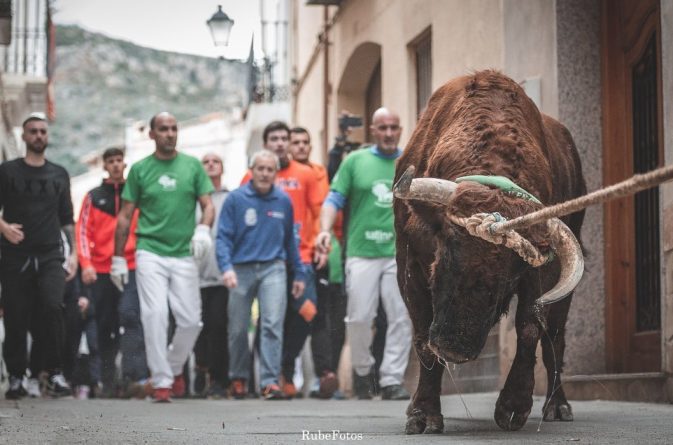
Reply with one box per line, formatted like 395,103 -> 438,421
216,150 -> 305,400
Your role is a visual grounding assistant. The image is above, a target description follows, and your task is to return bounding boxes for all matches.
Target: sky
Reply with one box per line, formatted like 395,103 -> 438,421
52,0 -> 266,61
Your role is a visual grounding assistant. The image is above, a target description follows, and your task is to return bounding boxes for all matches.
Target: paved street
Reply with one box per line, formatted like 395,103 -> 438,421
1,392 -> 672,444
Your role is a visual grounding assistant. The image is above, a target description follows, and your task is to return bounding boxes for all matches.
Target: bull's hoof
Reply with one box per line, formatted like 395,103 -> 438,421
543,400 -> 573,422
494,397 -> 531,431
405,408 -> 444,434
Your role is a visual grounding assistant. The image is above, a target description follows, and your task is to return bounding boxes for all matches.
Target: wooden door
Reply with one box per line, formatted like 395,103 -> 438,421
603,0 -> 663,373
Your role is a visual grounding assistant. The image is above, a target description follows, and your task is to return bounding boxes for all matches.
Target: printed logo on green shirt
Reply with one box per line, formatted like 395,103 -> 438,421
371,179 -> 393,208
365,230 -> 394,243
158,173 -> 177,191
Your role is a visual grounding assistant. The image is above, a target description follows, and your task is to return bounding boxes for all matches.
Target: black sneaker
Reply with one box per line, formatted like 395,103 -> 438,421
381,384 -> 411,400
5,376 -> 27,400
194,370 -> 207,397
47,373 -> 72,398
206,381 -> 227,399
352,372 -> 374,400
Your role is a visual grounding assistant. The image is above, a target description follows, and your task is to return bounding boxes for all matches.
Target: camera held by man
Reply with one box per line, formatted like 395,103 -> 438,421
329,112 -> 363,181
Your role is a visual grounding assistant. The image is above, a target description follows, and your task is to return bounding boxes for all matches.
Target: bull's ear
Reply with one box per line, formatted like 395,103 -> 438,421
394,165 -> 457,205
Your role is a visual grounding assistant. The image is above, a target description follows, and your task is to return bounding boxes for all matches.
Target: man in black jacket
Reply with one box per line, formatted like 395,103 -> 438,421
0,113 -> 76,399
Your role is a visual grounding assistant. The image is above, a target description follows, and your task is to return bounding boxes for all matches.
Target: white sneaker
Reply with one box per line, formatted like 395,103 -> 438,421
25,377 -> 41,398
76,385 -> 90,400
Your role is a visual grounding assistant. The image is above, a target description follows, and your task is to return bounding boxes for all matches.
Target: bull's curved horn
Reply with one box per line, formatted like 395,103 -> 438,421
394,165 -> 458,204
537,218 -> 584,305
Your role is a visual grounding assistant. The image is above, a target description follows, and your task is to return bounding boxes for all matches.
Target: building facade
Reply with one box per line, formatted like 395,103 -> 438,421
0,0 -> 52,162
290,0 -> 673,402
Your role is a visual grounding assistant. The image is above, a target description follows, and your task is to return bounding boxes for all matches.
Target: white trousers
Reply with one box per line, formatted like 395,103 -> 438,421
135,249 -> 202,389
345,257 -> 412,387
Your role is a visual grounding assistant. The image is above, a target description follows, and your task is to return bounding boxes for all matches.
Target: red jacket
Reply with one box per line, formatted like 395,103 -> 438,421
76,180 -> 138,273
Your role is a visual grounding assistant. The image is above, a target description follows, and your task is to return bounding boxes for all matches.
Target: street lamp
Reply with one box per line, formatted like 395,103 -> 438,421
207,5 -> 234,47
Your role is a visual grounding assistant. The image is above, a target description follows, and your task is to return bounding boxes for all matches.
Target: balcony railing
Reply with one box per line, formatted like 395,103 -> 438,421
0,0 -> 49,77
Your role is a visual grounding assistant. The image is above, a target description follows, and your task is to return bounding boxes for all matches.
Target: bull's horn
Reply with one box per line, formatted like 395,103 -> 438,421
537,218 -> 584,305
394,165 -> 458,204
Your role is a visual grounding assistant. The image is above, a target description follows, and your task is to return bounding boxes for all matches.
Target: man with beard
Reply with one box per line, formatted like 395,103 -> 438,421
0,112 -> 76,399
113,112 -> 215,403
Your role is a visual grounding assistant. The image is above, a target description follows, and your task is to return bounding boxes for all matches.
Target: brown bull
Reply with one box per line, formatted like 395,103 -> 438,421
393,70 -> 586,433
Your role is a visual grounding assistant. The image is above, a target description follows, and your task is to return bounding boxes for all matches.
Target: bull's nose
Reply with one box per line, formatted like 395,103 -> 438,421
427,341 -> 470,364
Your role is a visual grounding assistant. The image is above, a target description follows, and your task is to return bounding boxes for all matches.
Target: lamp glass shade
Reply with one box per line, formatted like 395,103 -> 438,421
207,5 -> 234,47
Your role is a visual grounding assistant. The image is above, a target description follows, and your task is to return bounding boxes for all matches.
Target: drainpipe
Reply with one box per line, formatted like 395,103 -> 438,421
322,6 -> 329,163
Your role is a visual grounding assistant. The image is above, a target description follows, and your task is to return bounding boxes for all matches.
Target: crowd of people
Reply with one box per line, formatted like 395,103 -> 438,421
0,107 -> 413,403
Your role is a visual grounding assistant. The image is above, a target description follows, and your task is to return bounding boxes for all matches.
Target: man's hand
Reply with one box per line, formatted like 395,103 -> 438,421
190,224 -> 212,262
78,297 -> 89,315
314,231 -> 331,269
65,253 -> 78,282
81,266 -> 97,285
110,256 -> 129,291
315,231 -> 331,254
291,280 -> 305,299
222,270 -> 238,289
0,222 -> 24,244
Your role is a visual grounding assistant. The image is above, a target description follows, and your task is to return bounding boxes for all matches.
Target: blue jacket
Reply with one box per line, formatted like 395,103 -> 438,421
216,182 -> 304,281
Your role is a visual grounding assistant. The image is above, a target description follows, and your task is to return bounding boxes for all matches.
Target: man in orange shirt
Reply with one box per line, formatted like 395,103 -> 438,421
241,121 -> 323,398
288,127 -> 343,399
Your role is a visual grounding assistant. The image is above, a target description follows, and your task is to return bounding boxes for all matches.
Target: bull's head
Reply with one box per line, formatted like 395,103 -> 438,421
394,166 -> 584,363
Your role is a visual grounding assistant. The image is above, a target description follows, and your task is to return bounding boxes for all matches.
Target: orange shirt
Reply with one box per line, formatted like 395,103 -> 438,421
241,159 -> 323,264
307,162 -> 329,238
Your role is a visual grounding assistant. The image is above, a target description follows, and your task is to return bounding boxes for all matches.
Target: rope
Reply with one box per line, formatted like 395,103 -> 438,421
449,213 -> 552,267
445,164 -> 673,266
490,163 -> 673,234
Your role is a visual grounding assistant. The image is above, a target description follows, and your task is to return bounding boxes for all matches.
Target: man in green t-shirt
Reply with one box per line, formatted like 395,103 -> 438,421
112,112 -> 215,403
315,107 -> 411,401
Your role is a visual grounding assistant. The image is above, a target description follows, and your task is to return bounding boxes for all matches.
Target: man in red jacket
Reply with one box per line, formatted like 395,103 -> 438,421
76,147 -> 148,397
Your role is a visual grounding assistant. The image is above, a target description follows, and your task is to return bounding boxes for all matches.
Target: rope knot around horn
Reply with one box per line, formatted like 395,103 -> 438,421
451,212 -> 554,267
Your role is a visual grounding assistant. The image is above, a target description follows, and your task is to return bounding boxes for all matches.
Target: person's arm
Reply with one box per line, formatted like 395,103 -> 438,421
114,200 -> 136,257
197,194 -> 215,227
216,196 -> 237,288
62,223 -> 78,281
57,170 -> 77,280
0,217 -> 23,244
284,202 -> 305,298
76,194 -> 97,284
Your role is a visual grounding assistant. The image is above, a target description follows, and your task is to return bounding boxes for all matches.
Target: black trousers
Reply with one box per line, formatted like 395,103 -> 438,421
0,250 -> 66,377
311,282 -> 346,374
282,266 -> 347,381
63,278 -> 100,386
193,286 -> 229,386
88,272 -> 148,386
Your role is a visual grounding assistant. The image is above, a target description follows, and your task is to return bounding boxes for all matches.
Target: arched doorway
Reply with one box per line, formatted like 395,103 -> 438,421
337,42 -> 381,146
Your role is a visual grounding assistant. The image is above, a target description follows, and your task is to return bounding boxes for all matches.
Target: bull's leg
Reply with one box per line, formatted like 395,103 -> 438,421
398,260 -> 444,434
405,339 -> 444,434
540,295 -> 573,421
494,302 -> 541,431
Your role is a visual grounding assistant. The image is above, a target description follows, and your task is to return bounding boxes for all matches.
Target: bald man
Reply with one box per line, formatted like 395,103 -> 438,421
113,112 -> 215,402
315,108 -> 412,401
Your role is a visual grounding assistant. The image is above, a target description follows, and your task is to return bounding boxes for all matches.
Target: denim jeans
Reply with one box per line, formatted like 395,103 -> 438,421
228,260 -> 287,389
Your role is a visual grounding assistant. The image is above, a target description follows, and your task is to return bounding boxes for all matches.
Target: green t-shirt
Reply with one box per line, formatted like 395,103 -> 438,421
327,236 -> 343,284
331,148 -> 397,258
122,152 -> 214,257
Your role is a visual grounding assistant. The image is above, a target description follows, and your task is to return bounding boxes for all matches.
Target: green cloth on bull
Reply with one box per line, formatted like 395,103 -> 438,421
455,175 -> 541,204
